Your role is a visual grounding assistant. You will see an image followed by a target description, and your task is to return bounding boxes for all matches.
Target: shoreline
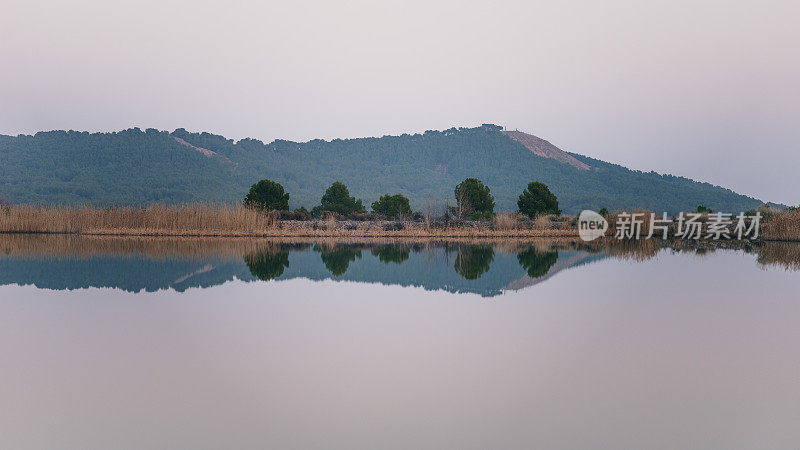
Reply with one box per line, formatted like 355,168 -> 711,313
2,229 -> 799,244
1,204 -> 798,241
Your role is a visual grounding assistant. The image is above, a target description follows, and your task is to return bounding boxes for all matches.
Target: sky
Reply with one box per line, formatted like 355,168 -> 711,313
1,0 -> 798,205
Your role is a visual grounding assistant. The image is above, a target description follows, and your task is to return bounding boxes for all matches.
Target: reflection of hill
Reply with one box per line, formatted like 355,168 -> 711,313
0,241 -> 608,297
0,255 -> 252,293
505,250 -> 607,291
2,235 -> 794,296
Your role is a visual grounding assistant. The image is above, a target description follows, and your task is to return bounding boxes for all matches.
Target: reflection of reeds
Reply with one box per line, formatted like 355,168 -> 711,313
3,234 -> 797,272
755,242 -> 800,271
0,234 -> 287,260
0,234 -> 580,260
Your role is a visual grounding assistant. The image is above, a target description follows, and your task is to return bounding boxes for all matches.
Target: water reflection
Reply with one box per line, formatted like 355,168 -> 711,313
516,247 -> 559,279
244,251 -> 290,281
314,244 -> 362,277
371,244 -> 411,264
453,244 -> 494,280
0,235 -> 797,296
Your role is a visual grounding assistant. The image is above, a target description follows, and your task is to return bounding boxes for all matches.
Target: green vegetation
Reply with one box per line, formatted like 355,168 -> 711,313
315,182 -> 365,216
372,193 -> 412,218
453,178 -> 495,220
517,181 -> 561,218
0,125 -> 773,214
598,207 -> 609,217
243,179 -> 289,211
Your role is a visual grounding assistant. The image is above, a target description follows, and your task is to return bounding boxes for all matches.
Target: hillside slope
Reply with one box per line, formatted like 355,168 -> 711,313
0,124 -> 767,214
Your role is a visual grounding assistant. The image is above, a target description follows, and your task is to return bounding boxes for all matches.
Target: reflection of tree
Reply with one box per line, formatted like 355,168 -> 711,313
516,248 -> 558,278
371,245 -> 410,264
314,245 -> 362,277
245,251 -> 290,281
454,245 -> 494,280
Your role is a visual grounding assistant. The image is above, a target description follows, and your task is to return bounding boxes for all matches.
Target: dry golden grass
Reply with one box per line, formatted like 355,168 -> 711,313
2,204 -> 797,241
0,205 -> 580,238
493,211 -> 519,231
761,208 -> 800,241
533,214 -> 552,230
0,204 -> 278,236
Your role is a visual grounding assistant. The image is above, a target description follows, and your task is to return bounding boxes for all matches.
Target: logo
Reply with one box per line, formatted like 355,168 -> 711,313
578,210 -> 608,242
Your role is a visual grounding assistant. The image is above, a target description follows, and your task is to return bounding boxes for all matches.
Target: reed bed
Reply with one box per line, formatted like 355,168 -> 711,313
761,208 -> 800,241
2,204 -> 797,240
0,204 -> 277,236
0,205 -> 580,238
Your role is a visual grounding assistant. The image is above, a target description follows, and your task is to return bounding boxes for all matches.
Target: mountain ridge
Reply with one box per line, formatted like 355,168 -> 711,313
0,124 -> 773,214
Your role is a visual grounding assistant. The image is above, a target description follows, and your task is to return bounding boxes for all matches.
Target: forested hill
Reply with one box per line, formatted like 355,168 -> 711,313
0,124 -> 767,214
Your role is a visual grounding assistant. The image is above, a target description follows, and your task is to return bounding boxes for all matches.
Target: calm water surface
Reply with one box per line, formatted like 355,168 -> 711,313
1,236 -> 798,449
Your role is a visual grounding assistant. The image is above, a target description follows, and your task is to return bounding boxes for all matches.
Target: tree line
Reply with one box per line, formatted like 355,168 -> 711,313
243,177 -> 562,219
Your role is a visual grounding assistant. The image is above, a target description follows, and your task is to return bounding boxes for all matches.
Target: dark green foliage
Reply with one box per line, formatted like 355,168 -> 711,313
517,248 -> 559,278
245,251 -> 290,280
0,125 -> 771,213
371,245 -> 411,264
517,181 -> 561,218
372,193 -> 412,218
454,245 -> 494,280
598,207 -> 609,217
319,181 -> 365,215
243,179 -> 289,210
696,205 -> 713,213
453,178 -> 495,220
315,245 -> 361,276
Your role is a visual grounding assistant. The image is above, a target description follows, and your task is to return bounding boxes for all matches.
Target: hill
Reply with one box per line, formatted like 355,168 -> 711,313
0,124 -> 768,214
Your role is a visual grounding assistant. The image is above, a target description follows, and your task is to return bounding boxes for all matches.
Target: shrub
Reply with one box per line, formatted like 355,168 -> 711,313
372,193 -> 412,218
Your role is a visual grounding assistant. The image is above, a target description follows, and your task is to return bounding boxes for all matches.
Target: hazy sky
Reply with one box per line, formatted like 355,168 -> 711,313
2,0 -> 798,205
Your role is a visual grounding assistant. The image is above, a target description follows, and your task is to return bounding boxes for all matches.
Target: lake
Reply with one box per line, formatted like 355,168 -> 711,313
1,235 -> 799,449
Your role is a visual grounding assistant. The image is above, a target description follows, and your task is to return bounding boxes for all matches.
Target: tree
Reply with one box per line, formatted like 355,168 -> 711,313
696,205 -> 713,213
517,181 -> 561,218
599,207 -> 609,217
372,193 -> 412,218
243,179 -> 289,211
453,178 -> 495,220
319,181 -> 366,215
